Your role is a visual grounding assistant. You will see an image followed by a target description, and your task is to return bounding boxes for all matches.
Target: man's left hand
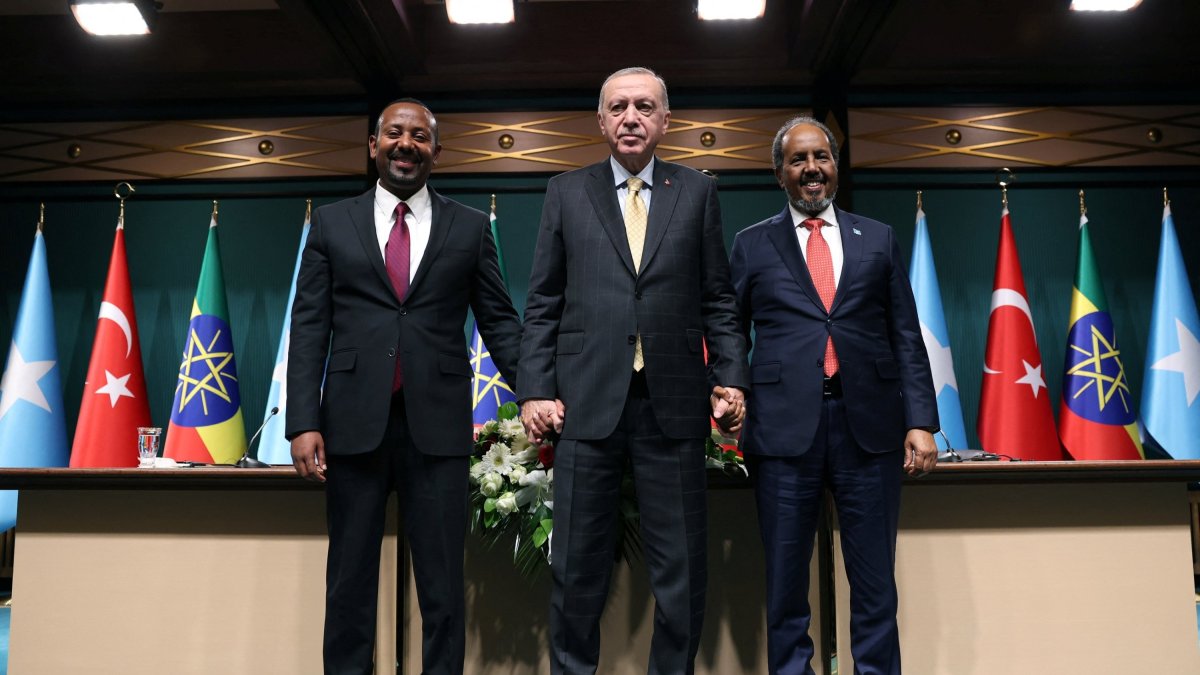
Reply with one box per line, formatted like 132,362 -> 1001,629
903,429 -> 938,477
711,385 -> 745,435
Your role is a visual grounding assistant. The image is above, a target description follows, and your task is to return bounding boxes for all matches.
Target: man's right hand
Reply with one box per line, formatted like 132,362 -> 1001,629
521,399 -> 565,444
290,431 -> 327,482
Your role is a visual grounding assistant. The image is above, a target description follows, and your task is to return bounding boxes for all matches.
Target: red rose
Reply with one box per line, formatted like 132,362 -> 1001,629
538,443 -> 555,469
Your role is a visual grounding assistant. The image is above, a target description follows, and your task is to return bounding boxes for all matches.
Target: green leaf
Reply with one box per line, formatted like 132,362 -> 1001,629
483,497 -> 497,513
497,402 -> 520,421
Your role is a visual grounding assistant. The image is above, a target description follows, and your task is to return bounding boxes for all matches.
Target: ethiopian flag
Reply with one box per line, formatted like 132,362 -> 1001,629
1058,213 -> 1143,460
163,215 -> 248,464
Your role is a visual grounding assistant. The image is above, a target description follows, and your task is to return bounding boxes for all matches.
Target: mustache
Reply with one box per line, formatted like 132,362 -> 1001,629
387,149 -> 419,161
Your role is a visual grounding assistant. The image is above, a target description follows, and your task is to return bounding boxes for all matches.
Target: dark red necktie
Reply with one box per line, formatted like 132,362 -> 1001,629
385,202 -> 411,391
803,218 -> 839,377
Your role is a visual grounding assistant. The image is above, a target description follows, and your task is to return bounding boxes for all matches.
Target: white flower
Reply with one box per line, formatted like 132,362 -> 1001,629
495,491 -> 518,516
499,418 -> 525,440
519,468 -> 550,490
480,473 -> 504,497
469,461 -> 489,483
480,442 -> 515,476
477,420 -> 499,438
509,433 -> 533,457
508,465 -> 528,484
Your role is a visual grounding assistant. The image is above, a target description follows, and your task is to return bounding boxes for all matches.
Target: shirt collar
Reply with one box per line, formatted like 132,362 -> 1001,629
375,181 -> 431,218
611,156 -> 655,190
788,202 -> 839,229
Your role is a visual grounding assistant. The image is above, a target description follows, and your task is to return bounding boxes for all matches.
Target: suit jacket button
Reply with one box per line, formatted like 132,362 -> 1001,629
628,335 -> 637,345
399,307 -> 408,316
387,348 -> 396,357
635,291 -> 643,300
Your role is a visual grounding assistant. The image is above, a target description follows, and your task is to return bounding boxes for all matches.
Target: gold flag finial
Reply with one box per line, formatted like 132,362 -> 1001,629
37,202 -> 45,233
916,190 -> 923,212
305,198 -> 312,222
1079,189 -> 1087,217
114,181 -> 135,230
995,167 -> 1015,209
1164,187 -> 1170,208
211,199 -> 219,221
490,193 -> 497,215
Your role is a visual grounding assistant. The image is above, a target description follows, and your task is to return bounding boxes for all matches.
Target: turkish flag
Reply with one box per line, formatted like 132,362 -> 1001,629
977,209 -> 1062,461
70,225 -> 151,467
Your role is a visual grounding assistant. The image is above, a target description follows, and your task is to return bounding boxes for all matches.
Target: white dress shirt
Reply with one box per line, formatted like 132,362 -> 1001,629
373,181 -> 432,284
611,156 -> 655,213
790,202 -> 843,286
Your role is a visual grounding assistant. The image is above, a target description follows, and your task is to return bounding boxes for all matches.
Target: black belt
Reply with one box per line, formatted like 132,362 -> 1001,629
822,373 -> 843,399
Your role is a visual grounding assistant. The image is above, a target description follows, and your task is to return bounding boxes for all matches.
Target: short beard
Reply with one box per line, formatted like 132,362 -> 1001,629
791,191 -> 836,216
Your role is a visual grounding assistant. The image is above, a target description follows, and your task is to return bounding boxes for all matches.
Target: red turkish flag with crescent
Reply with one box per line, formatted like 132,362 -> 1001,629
70,225 -> 151,467
977,209 -> 1062,460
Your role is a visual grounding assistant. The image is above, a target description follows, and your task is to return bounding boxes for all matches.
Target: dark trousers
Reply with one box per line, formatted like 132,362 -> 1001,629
746,396 -> 904,675
323,393 -> 469,675
549,373 -> 709,675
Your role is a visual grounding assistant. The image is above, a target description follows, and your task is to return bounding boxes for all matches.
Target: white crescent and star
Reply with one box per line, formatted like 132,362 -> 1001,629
920,321 -> 958,396
98,301 -> 133,358
983,287 -> 1047,397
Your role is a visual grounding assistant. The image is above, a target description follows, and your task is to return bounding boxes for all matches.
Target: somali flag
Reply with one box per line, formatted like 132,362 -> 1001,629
256,213 -> 311,465
471,208 -> 516,426
1141,203 -> 1200,459
0,227 -> 69,530
909,205 -> 967,450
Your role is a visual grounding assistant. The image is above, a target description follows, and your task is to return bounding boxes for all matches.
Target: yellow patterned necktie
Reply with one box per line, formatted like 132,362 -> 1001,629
625,177 -> 647,370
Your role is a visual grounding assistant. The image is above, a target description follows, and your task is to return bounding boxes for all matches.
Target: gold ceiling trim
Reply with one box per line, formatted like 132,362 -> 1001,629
0,117 -> 366,181
850,106 -> 1200,168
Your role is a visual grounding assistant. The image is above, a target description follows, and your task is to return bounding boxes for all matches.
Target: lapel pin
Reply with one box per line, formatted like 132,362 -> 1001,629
853,227 -> 862,236
663,178 -> 671,186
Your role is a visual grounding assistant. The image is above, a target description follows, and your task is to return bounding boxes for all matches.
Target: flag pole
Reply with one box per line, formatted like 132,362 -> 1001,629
1079,189 -> 1087,218
211,199 -> 219,222
1164,187 -> 1169,208
916,190 -> 923,212
305,198 -> 312,222
37,202 -> 44,234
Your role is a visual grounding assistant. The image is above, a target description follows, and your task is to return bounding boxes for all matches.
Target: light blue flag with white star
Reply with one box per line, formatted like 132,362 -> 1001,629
472,207 -> 516,426
0,227 -> 70,530
909,205 -> 968,451
256,213 -> 311,465
1141,203 -> 1200,459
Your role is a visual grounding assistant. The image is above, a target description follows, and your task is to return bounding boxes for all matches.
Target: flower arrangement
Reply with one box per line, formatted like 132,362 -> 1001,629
469,401 -> 745,578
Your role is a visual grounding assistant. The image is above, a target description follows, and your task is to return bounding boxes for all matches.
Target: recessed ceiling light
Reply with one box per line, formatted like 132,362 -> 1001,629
698,0 -> 766,21
1070,0 -> 1143,11
70,0 -> 157,36
446,0 -> 515,24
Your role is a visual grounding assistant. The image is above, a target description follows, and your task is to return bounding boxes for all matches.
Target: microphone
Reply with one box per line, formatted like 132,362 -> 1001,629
236,407 -> 279,468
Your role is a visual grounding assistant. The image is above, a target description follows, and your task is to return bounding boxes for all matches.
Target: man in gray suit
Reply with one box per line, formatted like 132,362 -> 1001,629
519,67 -> 750,674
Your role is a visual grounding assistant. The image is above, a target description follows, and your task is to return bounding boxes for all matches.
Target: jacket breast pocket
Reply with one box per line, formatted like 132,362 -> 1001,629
327,349 -> 357,373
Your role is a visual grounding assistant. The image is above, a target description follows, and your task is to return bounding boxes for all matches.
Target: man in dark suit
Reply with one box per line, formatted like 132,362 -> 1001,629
286,99 -> 522,675
730,117 -> 939,675
518,67 -> 750,675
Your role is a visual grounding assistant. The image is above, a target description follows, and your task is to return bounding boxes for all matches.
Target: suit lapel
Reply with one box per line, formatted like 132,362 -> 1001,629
639,160 -> 681,273
831,206 -> 862,313
584,161 -> 637,276
351,188 -> 395,298
407,187 -> 453,300
766,207 -> 825,311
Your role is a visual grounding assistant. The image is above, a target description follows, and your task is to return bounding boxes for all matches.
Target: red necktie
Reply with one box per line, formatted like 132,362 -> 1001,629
385,202 -> 411,391
803,218 -> 839,377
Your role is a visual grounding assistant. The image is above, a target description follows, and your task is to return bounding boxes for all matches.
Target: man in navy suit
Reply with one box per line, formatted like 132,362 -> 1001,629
519,67 -> 749,674
730,117 -> 939,675
287,99 -> 522,675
